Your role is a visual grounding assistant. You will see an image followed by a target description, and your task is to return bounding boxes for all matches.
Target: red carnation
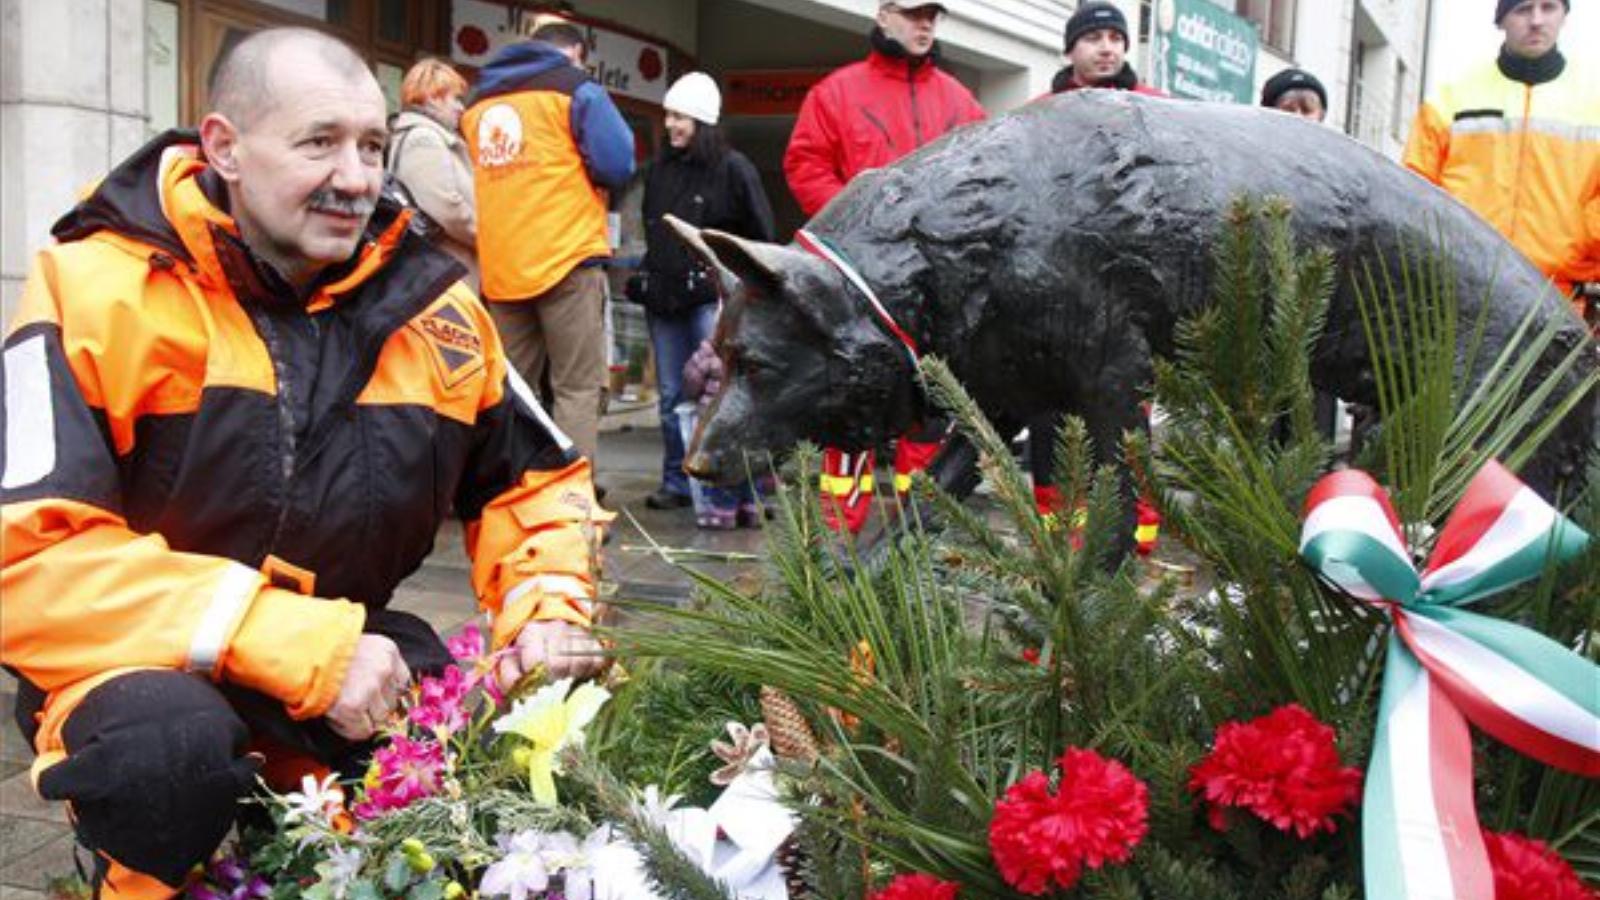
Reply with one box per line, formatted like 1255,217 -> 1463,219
1484,830 -> 1593,900
869,873 -> 960,900
1188,704 -> 1361,839
988,747 -> 1149,895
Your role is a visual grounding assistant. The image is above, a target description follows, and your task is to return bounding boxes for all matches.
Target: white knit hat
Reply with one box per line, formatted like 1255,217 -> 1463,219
663,72 -> 721,126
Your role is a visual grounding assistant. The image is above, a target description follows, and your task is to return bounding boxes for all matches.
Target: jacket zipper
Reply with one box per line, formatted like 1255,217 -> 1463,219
909,69 -> 923,146
248,310 -> 300,552
1509,85 -> 1532,245
861,108 -> 895,149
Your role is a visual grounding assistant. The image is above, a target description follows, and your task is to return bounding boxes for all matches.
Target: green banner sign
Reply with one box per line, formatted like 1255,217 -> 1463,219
1153,0 -> 1259,104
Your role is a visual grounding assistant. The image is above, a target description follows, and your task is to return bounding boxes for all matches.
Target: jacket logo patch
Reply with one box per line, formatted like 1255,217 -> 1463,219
413,300 -> 485,388
476,103 -> 526,169
560,489 -> 595,517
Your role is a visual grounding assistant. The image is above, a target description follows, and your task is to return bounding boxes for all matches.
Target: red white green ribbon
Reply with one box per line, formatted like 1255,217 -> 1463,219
794,229 -> 920,367
1298,461 -> 1596,900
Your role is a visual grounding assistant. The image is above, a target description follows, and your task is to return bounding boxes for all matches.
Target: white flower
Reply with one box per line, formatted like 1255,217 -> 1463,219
480,831 -> 555,900
564,826 -> 660,900
631,784 -> 683,829
315,846 -> 363,900
282,772 -> 345,826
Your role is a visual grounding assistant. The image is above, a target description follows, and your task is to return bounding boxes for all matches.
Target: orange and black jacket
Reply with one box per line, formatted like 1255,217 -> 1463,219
1,131 -> 609,781
464,40 -> 635,302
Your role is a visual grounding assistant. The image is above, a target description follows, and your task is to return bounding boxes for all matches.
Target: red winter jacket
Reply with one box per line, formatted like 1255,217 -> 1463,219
784,48 -> 986,217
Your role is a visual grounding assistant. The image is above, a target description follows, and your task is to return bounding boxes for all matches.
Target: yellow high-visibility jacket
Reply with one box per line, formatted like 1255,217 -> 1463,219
1403,53 -> 1599,306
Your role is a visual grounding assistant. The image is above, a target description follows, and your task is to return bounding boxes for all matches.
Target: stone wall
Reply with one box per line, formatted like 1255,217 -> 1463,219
1,0 -> 148,327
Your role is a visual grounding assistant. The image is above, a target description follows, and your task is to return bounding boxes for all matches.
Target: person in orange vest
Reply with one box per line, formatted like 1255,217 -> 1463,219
1403,0 -> 1597,326
464,21 -> 636,463
783,1 -> 985,534
1,28 -> 607,898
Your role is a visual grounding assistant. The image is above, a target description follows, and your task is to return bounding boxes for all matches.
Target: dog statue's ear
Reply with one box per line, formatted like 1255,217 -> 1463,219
697,228 -> 801,298
661,215 -> 743,298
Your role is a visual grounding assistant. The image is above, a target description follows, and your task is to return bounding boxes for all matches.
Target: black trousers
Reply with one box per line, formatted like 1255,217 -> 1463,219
15,609 -> 450,889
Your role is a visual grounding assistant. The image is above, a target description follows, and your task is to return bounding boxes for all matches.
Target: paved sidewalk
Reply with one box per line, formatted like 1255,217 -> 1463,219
0,423 -> 762,897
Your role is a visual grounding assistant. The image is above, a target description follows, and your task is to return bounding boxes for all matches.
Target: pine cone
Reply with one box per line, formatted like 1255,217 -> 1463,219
761,686 -> 819,764
775,835 -> 811,899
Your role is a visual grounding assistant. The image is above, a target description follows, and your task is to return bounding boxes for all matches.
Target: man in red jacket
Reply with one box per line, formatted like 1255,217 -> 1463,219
784,1 -> 985,534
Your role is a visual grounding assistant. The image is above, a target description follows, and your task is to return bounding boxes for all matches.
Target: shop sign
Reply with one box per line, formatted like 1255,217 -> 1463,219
1151,0 -> 1258,104
450,0 -> 669,105
723,70 -> 830,116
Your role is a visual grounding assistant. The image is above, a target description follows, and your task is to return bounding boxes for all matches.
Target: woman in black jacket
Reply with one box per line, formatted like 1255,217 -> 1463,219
636,72 -> 777,511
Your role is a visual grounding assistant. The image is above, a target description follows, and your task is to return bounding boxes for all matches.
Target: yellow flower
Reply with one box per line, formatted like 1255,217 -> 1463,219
491,678 -> 611,805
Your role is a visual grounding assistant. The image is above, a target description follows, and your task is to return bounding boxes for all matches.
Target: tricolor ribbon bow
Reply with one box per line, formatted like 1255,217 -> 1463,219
1298,461 -> 1596,900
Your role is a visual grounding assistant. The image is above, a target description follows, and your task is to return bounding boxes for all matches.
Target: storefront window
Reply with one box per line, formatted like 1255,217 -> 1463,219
1235,0 -> 1295,53
252,0 -> 327,19
375,61 -> 404,114
377,0 -> 409,45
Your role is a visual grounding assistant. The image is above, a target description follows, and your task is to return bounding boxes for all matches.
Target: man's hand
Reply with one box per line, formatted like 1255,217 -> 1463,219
327,634 -> 410,741
496,619 -> 603,691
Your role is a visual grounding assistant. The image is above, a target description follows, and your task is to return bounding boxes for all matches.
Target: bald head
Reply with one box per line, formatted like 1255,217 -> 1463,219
208,27 -> 374,128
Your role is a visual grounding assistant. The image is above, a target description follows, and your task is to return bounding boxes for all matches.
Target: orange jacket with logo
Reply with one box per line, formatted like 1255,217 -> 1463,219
464,41 -> 636,301
1,132 -> 610,781
1403,53 -> 1600,301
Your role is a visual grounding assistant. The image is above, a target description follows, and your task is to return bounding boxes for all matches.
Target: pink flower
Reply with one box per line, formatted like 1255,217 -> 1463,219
354,736 -> 446,818
1188,704 -> 1362,839
988,747 -> 1150,894
447,623 -> 486,664
445,622 -> 509,703
409,665 -> 471,736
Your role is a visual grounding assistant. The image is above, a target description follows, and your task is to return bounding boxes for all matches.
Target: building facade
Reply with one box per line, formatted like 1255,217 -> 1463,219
2,0 -> 1436,327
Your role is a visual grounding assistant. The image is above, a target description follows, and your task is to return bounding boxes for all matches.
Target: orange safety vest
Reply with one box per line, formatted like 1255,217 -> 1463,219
464,70 -> 612,301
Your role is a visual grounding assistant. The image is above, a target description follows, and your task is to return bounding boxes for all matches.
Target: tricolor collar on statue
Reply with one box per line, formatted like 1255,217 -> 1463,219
795,229 -> 921,369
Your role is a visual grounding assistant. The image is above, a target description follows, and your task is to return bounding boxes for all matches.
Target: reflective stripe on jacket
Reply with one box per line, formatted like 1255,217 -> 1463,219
783,50 -> 986,217
1,131 -> 609,779
1402,54 -> 1600,296
464,41 -> 636,301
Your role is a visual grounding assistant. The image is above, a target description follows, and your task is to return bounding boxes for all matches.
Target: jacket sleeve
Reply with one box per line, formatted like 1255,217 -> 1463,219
453,298 -> 614,650
571,81 -> 637,191
729,153 -> 778,242
1403,101 -> 1450,186
1,252 -> 364,725
784,82 -> 848,218
395,130 -> 478,247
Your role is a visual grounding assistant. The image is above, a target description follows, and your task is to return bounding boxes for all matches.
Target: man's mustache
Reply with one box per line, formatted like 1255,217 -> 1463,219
307,189 -> 376,218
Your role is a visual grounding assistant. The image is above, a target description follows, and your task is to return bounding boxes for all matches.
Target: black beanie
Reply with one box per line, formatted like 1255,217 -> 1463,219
1496,0 -> 1569,22
1064,2 -> 1129,52
1260,67 -> 1327,109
